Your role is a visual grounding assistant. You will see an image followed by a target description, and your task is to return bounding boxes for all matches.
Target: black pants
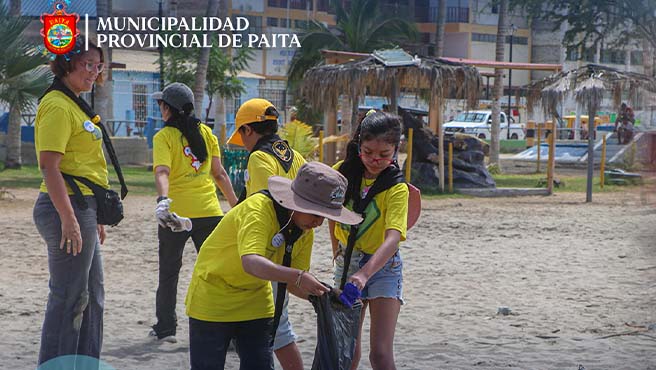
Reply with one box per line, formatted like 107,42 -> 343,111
189,317 -> 274,370
153,216 -> 221,338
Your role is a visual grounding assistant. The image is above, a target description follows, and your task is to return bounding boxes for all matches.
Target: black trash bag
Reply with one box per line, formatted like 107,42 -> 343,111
309,286 -> 362,370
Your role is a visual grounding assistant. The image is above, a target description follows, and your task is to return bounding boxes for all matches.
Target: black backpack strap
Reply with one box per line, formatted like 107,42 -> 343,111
258,190 -> 303,345
61,173 -> 90,210
43,78 -> 128,199
339,165 -> 405,289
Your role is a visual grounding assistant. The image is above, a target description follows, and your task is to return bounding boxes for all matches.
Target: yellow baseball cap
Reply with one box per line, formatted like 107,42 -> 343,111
227,98 -> 279,146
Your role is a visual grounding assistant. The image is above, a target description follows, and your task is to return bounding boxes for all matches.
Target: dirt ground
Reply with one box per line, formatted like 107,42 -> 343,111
1,187 -> 655,370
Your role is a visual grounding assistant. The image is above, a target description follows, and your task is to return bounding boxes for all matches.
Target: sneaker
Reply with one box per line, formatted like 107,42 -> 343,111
148,329 -> 177,343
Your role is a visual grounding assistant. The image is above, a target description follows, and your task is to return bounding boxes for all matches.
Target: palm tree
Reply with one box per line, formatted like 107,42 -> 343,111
490,0 -> 508,168
0,4 -> 51,169
192,0 -> 220,112
434,0 -> 446,57
287,0 -> 418,133
94,0 -> 113,126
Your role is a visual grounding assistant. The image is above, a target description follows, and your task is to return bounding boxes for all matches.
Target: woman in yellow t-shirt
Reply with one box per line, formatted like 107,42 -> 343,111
330,111 -> 409,370
150,82 -> 237,342
33,39 -> 108,365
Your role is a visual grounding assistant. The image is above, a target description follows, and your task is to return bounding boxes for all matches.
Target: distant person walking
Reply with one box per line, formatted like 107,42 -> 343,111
615,102 -> 635,144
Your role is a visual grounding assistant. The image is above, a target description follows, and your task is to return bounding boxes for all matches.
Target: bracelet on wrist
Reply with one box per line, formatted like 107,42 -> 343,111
295,270 -> 306,288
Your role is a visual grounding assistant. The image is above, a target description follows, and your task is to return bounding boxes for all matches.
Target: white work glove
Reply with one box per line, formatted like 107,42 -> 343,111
155,198 -> 193,232
156,198 -> 174,228
168,213 -> 193,232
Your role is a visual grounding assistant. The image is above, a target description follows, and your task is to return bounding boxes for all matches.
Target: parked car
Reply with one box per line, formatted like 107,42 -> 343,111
444,110 -> 525,140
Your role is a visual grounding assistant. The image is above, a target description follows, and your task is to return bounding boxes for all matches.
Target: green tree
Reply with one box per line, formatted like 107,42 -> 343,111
287,0 -> 418,89
433,0 -> 446,57
490,0 -> 509,168
158,34 -> 253,122
514,0 -> 656,57
0,3 -> 51,169
287,0 -> 417,135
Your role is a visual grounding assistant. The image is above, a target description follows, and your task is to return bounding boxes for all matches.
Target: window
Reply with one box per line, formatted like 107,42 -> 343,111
294,19 -> 308,29
471,33 -> 527,45
491,5 -> 498,13
267,17 -> 278,27
631,50 -> 643,65
268,0 -> 287,8
279,18 -> 289,28
132,84 -> 147,123
601,49 -> 625,65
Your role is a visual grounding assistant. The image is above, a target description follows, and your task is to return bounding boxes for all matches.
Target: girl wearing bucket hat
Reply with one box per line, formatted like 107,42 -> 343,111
330,111 -> 410,370
229,98 -> 308,369
185,162 -> 361,370
150,82 -> 238,342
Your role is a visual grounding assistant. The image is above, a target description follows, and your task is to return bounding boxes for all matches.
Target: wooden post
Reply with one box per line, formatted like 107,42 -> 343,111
585,108 -> 596,202
319,130 -> 324,163
220,123 -> 226,145
405,128 -> 413,182
536,124 -> 541,173
439,119 -> 445,193
324,108 -> 337,164
448,141 -> 454,193
390,75 -> 399,115
600,133 -> 606,188
546,122 -> 556,194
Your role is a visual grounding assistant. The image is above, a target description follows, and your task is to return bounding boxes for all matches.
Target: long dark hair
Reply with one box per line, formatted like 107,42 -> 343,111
339,111 -> 402,205
164,101 -> 208,163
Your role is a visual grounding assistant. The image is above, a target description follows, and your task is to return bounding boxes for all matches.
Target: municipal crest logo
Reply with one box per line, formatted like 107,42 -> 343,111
40,0 -> 79,55
272,140 -> 292,163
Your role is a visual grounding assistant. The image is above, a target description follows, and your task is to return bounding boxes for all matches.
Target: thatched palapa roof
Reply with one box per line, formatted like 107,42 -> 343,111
300,52 -> 482,111
526,64 -> 656,117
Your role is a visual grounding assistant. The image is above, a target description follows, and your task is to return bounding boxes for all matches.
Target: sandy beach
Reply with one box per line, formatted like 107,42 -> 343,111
1,187 -> 655,370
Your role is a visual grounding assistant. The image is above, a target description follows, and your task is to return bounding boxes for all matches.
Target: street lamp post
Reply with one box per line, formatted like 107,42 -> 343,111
506,24 -> 517,139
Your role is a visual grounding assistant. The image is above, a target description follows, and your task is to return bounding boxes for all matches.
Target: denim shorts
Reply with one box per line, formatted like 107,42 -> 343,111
334,244 -> 404,304
271,283 -> 297,351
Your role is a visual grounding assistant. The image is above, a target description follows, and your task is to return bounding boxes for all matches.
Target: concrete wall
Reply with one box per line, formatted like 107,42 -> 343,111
0,135 -> 149,166
471,41 -> 531,86
444,33 -> 469,58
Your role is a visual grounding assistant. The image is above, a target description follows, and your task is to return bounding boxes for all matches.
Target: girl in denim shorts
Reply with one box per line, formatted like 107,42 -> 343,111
330,111 -> 409,370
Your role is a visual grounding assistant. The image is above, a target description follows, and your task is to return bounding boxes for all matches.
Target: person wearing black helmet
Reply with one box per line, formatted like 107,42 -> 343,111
150,82 -> 238,343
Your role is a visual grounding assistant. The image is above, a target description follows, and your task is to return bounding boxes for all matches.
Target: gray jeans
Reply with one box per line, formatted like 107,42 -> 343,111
33,192 -> 105,365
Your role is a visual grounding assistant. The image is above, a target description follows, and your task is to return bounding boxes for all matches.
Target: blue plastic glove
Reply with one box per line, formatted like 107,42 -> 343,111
339,282 -> 362,308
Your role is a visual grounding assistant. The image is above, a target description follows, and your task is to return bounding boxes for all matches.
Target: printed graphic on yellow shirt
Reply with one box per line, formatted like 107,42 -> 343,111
183,146 -> 202,171
272,140 -> 292,162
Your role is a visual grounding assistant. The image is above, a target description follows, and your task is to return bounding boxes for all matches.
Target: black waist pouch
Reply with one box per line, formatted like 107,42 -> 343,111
63,173 -> 124,226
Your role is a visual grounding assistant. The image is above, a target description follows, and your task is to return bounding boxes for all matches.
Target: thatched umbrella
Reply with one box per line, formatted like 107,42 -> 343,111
526,64 -> 656,201
299,51 -> 481,191
300,55 -> 481,113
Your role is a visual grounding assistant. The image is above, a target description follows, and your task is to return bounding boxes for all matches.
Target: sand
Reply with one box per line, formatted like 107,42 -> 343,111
1,187 -> 655,370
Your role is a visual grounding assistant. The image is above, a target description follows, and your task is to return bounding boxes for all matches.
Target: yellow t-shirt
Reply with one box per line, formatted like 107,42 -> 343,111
185,193 -> 313,322
152,124 -> 223,218
35,91 -> 109,196
333,162 -> 409,255
245,149 -> 306,196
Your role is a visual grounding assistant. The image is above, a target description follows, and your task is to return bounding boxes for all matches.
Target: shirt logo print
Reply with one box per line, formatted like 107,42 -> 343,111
183,146 -> 201,171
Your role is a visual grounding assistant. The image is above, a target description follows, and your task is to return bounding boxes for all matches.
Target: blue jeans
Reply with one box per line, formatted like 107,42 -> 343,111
33,193 -> 104,365
334,245 -> 404,304
153,216 -> 221,339
189,317 -> 274,370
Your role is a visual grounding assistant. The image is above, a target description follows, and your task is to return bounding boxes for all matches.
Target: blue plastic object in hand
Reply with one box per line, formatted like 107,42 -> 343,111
339,283 -> 362,308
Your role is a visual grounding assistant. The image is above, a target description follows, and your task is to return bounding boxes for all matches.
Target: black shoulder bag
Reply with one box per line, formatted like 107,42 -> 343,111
43,78 -> 129,226
339,166 -> 405,289
259,190 -> 303,345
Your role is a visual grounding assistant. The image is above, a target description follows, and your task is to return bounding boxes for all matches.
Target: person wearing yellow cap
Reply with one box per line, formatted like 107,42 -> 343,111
227,98 -> 307,369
